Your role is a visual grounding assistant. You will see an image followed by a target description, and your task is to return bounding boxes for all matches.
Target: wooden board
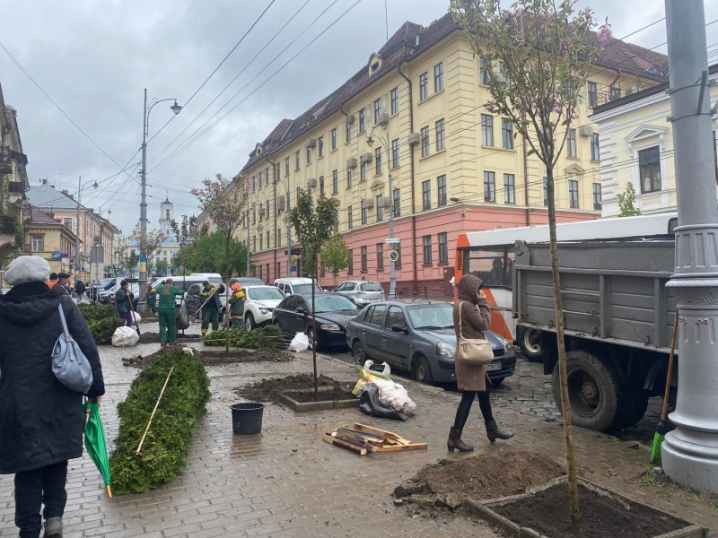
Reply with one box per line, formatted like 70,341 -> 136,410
371,443 -> 427,452
323,433 -> 367,456
353,423 -> 408,443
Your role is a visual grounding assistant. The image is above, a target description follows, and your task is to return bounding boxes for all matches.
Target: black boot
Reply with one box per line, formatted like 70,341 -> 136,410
447,427 -> 474,452
485,420 -> 514,444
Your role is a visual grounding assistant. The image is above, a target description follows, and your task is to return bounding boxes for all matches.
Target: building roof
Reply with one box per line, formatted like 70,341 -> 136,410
29,206 -> 63,226
26,183 -> 85,210
240,13 -> 668,173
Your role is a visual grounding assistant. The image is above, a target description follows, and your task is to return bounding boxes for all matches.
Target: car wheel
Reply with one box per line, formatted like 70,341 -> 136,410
552,350 -> 621,432
412,355 -> 434,385
245,313 -> 255,331
517,326 -> 542,362
353,341 -> 367,365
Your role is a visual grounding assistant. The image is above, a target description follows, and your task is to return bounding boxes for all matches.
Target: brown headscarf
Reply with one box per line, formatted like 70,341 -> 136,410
457,274 -> 483,305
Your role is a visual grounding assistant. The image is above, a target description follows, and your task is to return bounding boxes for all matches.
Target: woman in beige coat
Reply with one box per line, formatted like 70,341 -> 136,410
448,274 -> 514,452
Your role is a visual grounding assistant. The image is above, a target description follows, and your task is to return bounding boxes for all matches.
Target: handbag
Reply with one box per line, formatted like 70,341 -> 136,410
457,301 -> 494,365
52,303 -> 94,393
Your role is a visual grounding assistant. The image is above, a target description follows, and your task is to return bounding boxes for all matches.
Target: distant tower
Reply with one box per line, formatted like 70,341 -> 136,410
159,193 -> 174,240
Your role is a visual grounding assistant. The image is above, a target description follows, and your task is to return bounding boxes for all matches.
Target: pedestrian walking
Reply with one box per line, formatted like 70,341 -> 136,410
200,280 -> 225,337
47,273 -> 58,290
228,283 -> 246,329
115,280 -> 134,327
447,274 -> 514,452
52,273 -> 71,296
153,278 -> 184,345
0,255 -> 105,538
145,284 -> 156,315
74,280 -> 86,302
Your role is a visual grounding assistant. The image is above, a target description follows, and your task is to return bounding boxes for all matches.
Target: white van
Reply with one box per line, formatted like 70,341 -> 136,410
273,277 -> 323,297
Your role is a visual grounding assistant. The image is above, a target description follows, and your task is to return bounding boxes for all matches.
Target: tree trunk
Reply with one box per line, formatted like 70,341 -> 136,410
312,254 -> 318,401
225,238 -> 231,357
546,165 -> 580,531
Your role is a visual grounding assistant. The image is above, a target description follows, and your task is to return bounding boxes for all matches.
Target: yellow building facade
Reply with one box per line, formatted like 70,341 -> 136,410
24,206 -> 77,274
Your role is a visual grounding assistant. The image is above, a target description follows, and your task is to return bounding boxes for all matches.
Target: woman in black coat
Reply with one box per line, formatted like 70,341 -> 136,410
0,256 -> 105,538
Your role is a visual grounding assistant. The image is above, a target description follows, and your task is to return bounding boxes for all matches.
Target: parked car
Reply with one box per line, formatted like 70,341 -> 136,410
346,301 -> 516,386
98,284 -> 117,304
242,285 -> 285,330
88,277 -> 115,301
334,280 -> 385,306
273,277 -> 323,297
272,292 -> 358,350
230,277 -> 265,287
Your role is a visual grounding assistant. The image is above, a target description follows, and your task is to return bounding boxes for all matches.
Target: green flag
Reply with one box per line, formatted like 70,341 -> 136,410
83,401 -> 112,498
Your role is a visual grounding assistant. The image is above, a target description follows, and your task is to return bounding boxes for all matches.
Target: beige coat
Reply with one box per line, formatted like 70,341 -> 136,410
453,276 -> 492,391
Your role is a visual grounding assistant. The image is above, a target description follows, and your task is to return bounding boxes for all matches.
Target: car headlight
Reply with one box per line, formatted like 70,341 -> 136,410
437,342 -> 456,357
259,309 -> 269,315
503,339 -> 513,354
319,323 -> 341,331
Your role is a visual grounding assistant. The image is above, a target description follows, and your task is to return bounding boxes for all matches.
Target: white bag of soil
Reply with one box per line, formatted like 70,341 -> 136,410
112,326 -> 139,347
289,332 -> 309,352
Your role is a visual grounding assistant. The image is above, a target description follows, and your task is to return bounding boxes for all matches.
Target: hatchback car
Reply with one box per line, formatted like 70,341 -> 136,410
242,285 -> 285,330
272,292 -> 358,350
334,280 -> 385,306
346,301 -> 516,385
273,277 -> 323,297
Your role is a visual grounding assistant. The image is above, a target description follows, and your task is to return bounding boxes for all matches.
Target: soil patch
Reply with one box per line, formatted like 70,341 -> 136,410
414,451 -> 564,501
123,346 -> 292,369
235,374 -> 354,403
288,388 -> 356,402
491,483 -> 688,538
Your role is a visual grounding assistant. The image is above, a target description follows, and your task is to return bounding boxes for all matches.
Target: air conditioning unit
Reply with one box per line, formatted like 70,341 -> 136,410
361,198 -> 375,209
579,125 -> 594,137
308,178 -> 317,188
346,157 -> 357,169
360,152 -> 373,164
377,112 -> 390,126
346,115 -> 355,125
407,132 -> 420,146
306,138 -> 316,148
382,198 -> 391,209
276,196 -> 286,211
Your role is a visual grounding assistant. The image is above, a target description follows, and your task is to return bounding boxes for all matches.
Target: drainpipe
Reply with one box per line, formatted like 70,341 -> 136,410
264,156 -> 278,282
398,60 -> 418,291
522,124 -> 530,226
609,68 -> 622,102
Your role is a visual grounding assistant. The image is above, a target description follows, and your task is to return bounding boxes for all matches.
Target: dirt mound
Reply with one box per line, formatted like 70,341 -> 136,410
235,374 -> 354,403
123,347 -> 293,369
414,451 -> 564,501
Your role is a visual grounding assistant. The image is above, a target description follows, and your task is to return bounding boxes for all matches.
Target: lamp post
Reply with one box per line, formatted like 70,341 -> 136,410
273,176 -> 292,277
366,131 -> 396,298
94,207 -> 111,283
139,89 -> 182,309
75,176 -> 98,280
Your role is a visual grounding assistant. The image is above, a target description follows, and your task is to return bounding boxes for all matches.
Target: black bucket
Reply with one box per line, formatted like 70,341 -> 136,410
230,403 -> 265,435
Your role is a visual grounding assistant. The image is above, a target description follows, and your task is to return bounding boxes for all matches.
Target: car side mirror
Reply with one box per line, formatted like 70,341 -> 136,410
391,324 -> 409,335
296,307 -> 306,315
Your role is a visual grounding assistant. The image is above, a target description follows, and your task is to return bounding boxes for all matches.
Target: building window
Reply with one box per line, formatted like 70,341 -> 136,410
259,234 -> 263,250
377,195 -> 384,221
591,133 -> 600,161
253,209 -> 256,224
331,128 -> 337,151
593,183 -> 602,210
588,82 -> 597,107
569,180 -> 579,208
252,176 -> 256,191
374,99 -> 381,125
610,86 -> 622,101
334,216 -> 339,233
504,174 -> 516,204
423,235 -> 432,265
421,126 -> 430,157
295,151 -> 300,170
296,186 -> 301,201
422,180 -> 431,210
277,228 -> 282,246
436,118 -> 445,151
567,128 -> 577,157
361,206 -> 368,225
375,147 -> 382,175
502,119 -> 513,149
437,175 -> 447,206
390,88 -> 398,115
347,168 -> 352,189
253,236 -> 256,252
391,138 -> 400,168
360,161 -> 367,181
438,232 -> 448,264
346,118 -> 352,143
348,206 -> 353,229
434,62 -> 444,92
393,188 -> 401,217
319,176 -> 325,197
266,231 -> 270,249
479,57 -> 490,85
285,157 -> 290,176
639,146 -> 661,193
318,137 -> 324,158
63,217 -> 72,229
543,177 -> 548,206
359,109 -> 366,133
481,114 -> 494,146
332,170 -> 338,194
484,171 -> 496,202
348,249 -> 353,274
361,246 -> 368,272
286,190 -> 290,210
377,243 -> 384,270
306,146 -> 312,164
32,235 -> 43,252
419,72 -> 428,100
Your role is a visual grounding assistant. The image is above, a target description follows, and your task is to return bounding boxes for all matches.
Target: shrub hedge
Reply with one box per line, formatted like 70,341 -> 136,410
77,303 -> 125,345
109,349 -> 211,494
203,324 -> 281,349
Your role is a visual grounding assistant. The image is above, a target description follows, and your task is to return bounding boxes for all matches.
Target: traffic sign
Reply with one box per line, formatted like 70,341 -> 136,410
388,250 -> 399,262
385,237 -> 400,243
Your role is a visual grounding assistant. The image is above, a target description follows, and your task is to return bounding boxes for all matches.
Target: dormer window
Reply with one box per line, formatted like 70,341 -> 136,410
372,62 -> 380,73
367,53 -> 383,76
255,144 -> 263,156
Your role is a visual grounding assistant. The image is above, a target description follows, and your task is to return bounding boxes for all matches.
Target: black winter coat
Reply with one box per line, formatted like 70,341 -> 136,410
0,281 -> 105,474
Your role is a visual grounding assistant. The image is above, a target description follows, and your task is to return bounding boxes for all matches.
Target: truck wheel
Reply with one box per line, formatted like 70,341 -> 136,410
552,350 -> 621,432
611,388 -> 650,430
517,326 -> 542,362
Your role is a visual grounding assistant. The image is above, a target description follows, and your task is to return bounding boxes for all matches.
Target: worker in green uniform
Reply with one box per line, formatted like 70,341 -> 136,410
228,283 -> 246,329
200,280 -> 225,337
146,283 -> 157,315
153,278 -> 185,346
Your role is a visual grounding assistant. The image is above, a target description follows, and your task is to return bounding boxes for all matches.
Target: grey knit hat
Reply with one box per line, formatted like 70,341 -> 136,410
4,256 -> 51,286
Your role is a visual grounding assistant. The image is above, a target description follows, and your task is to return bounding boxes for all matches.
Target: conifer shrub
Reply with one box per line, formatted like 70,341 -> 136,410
110,349 -> 211,494
77,303 -> 125,345
203,324 -> 281,349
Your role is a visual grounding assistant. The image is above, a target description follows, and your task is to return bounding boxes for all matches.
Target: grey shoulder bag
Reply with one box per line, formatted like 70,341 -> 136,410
457,301 -> 494,366
52,303 -> 94,394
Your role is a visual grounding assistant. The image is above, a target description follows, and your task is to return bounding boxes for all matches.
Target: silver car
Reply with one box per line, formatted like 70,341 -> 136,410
334,280 -> 385,306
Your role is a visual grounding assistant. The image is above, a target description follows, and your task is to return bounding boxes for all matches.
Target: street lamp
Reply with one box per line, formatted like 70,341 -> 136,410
273,176 -> 292,278
366,129 -> 397,298
139,89 -> 182,309
75,177 -> 98,279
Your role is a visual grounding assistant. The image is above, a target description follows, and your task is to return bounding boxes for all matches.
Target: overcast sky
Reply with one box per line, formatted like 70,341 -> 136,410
2,0 -> 718,237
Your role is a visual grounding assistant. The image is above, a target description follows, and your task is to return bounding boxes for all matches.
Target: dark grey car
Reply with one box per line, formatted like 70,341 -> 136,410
346,301 -> 516,385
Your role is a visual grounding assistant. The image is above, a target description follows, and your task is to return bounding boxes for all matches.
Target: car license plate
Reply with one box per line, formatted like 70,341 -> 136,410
485,362 -> 501,372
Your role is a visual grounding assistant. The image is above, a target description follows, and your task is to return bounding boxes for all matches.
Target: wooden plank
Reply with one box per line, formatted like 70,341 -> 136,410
339,426 -> 384,439
353,423 -> 404,441
371,443 -> 428,453
336,428 -> 385,444
322,434 -> 367,456
334,431 -> 372,448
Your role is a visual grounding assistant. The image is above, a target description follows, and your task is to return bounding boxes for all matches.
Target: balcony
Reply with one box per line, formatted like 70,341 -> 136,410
0,146 -> 11,173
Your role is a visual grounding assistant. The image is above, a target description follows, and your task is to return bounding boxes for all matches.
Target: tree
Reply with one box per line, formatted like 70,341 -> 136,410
617,182 -> 641,217
321,234 -> 352,283
186,232 -> 248,276
171,215 -> 199,289
155,259 -> 169,276
126,250 -> 140,278
290,190 -> 340,399
192,174 -> 251,354
452,0 -> 611,530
